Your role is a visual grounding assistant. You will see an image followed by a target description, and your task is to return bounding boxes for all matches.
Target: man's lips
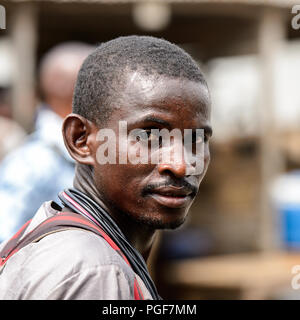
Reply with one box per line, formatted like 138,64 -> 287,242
146,186 -> 194,208
150,186 -> 193,197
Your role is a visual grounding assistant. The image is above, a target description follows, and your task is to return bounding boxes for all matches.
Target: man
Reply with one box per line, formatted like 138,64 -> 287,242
0,42 -> 93,242
0,87 -> 26,160
0,36 -> 212,299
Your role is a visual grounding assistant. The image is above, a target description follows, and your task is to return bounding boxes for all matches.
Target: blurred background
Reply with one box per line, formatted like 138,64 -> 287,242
1,0 -> 300,300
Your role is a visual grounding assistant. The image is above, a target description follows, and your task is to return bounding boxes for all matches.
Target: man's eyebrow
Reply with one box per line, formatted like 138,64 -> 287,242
128,115 -> 213,135
134,116 -> 171,127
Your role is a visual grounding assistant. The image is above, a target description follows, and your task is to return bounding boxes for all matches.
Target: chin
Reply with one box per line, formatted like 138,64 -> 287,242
134,212 -> 187,230
117,199 -> 189,230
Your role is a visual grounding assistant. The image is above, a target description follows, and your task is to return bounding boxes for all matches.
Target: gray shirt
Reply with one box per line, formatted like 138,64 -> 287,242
0,201 -> 152,300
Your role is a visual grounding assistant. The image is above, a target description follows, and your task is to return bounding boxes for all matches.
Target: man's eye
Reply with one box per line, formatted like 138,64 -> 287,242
190,131 -> 205,144
195,135 -> 204,144
133,129 -> 159,143
145,130 -> 156,140
203,132 -> 211,143
192,131 -> 211,144
144,130 -> 162,144
136,130 -> 151,141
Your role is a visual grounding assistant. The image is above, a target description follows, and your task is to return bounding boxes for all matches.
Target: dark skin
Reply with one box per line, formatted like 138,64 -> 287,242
62,72 -> 212,261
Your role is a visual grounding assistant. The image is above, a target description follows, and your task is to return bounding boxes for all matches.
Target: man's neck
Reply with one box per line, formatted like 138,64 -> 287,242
73,163 -> 157,261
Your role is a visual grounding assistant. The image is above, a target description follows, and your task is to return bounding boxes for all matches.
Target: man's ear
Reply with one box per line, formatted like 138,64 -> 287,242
62,113 -> 97,166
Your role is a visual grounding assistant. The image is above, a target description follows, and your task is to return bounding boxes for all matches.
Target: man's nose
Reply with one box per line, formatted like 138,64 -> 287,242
156,145 -> 209,178
157,153 -> 189,178
157,162 -> 187,178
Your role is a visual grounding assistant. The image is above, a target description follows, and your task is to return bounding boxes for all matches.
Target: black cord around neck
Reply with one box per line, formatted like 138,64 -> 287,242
58,188 -> 161,300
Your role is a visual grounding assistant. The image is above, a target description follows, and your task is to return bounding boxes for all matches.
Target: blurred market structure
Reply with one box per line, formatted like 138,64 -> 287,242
1,0 -> 300,299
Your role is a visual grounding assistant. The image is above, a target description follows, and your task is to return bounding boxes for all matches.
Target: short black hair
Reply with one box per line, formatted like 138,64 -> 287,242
73,35 -> 207,125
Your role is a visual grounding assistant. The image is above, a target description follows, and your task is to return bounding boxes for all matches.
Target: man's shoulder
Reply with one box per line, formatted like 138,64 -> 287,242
2,200 -> 134,280
0,227 -> 135,299
0,202 -> 152,300
39,227 -> 132,273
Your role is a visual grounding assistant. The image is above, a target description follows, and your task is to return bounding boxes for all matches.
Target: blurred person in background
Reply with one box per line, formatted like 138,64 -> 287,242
0,87 -> 26,160
0,42 -> 93,243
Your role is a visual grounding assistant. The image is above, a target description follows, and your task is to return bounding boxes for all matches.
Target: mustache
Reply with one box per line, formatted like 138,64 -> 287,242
142,179 -> 198,197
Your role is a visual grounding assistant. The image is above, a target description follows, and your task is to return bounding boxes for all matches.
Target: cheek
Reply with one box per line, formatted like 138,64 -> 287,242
103,164 -> 154,216
94,163 -> 148,200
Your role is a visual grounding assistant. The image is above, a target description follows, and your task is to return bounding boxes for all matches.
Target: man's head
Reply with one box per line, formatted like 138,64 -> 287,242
63,36 -> 212,230
39,42 -> 93,118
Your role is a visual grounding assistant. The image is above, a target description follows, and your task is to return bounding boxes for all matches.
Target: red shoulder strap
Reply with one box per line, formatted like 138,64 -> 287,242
0,212 -> 104,266
0,212 -> 144,300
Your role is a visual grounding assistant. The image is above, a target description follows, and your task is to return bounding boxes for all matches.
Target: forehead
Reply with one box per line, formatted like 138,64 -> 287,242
110,71 -> 211,129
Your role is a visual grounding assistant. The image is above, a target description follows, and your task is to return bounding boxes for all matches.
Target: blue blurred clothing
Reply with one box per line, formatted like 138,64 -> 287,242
0,106 -> 75,242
